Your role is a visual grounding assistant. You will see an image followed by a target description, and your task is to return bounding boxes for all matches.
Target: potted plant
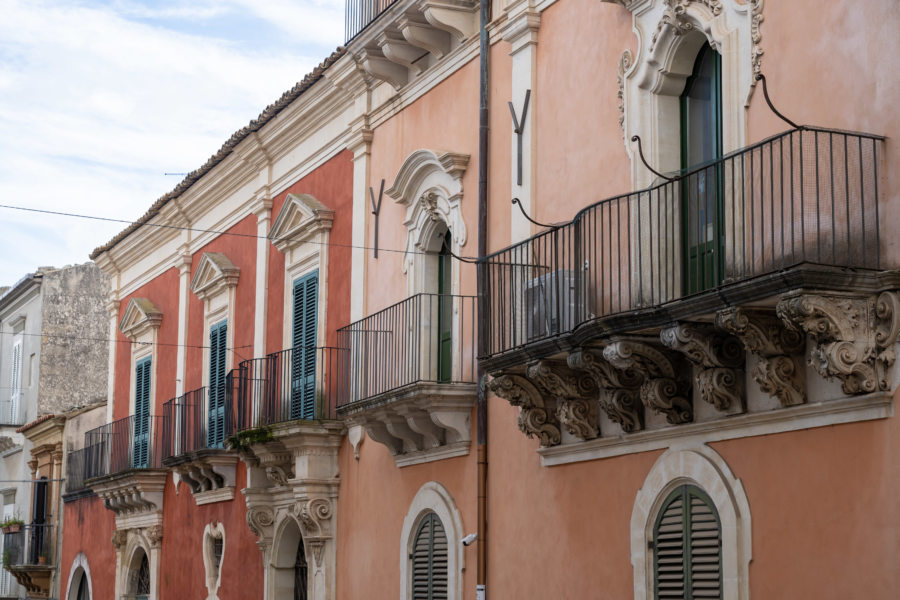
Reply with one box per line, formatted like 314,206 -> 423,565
37,552 -> 48,566
0,516 -> 24,534
2,550 -> 9,568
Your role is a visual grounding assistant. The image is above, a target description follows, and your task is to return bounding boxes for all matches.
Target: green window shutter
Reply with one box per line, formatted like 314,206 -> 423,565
207,320 -> 227,448
653,484 -> 722,600
411,512 -> 448,600
291,271 -> 318,420
133,357 -> 151,468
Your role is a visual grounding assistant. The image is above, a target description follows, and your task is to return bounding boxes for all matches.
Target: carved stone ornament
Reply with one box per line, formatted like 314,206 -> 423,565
616,49 -> 633,137
716,307 -> 805,406
246,506 -> 275,538
603,340 -> 693,424
567,348 -> 644,433
525,360 -> 600,441
488,373 -> 561,446
660,323 -> 745,412
776,291 -> 900,395
292,498 -> 334,539
146,524 -> 163,548
649,0 -> 724,54
112,530 -> 128,551
749,0 -> 764,89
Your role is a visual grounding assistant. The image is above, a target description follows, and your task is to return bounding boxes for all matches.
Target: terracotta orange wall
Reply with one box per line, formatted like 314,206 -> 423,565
266,150 -> 354,354
184,214 -> 258,391
158,463 -> 263,599
114,267 -> 180,420
60,496 -> 117,600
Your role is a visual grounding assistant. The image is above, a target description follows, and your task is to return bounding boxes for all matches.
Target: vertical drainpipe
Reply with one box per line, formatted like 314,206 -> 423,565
476,0 -> 490,595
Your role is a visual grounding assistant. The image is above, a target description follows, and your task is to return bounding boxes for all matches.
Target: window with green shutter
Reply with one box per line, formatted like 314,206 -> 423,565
291,271 -> 318,420
653,484 -> 722,600
207,320 -> 227,448
411,512 -> 448,600
133,357 -> 152,469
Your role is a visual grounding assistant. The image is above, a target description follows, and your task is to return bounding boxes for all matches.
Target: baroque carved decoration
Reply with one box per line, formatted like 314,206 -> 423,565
660,323 -> 745,412
616,50 -> 633,137
649,0 -> 724,54
246,506 -> 275,538
145,524 -> 163,548
776,291 -> 900,395
525,360 -> 600,441
749,0 -> 764,90
568,348 -> 644,433
292,498 -> 334,538
488,373 -> 561,446
603,340 -> 693,424
112,530 -> 128,551
716,307 -> 805,406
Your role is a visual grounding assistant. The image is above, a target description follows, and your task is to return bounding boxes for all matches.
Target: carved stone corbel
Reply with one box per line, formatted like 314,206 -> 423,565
488,373 -> 561,446
145,524 -> 163,549
292,497 -> 334,539
567,348 -> 645,433
776,291 -> 900,395
525,360 -> 600,441
603,339 -> 693,424
660,323 -> 745,413
716,307 -> 806,406
246,506 -> 275,539
111,530 -> 128,552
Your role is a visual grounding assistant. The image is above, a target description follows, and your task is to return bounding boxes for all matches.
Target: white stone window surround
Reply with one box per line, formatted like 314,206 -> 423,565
631,443 -> 751,600
384,149 -> 469,297
190,252 -> 240,392
614,0 -> 764,189
268,193 -> 333,352
202,522 -> 225,600
399,481 -> 464,600
65,552 -> 94,600
119,533 -> 159,600
119,298 -> 163,421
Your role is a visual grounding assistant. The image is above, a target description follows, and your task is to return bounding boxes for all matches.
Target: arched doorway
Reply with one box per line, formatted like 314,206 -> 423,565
271,518 -> 308,600
125,548 -> 150,600
66,567 -> 90,600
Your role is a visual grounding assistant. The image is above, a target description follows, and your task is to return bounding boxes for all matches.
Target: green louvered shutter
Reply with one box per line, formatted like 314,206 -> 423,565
133,357 -> 151,468
291,272 -> 318,420
411,512 -> 448,600
653,485 -> 722,600
207,321 -> 227,448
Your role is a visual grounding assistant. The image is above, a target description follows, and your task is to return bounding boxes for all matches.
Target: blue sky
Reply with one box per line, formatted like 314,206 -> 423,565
0,0 -> 345,286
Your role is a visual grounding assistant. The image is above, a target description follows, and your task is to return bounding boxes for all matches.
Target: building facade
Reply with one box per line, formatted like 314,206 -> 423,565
61,0 -> 900,599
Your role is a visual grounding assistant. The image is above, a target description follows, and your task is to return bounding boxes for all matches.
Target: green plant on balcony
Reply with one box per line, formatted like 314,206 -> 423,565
0,515 -> 24,534
225,427 -> 274,453
2,550 -> 9,568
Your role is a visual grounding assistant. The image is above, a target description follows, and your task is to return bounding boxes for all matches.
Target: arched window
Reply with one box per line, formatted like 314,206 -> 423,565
75,571 -> 89,600
411,512 -> 448,600
681,43 -> 724,293
652,484 -> 722,599
294,540 -> 308,600
134,551 -> 150,600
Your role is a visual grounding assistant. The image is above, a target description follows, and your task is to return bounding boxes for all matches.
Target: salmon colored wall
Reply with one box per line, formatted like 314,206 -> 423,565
114,267 -> 180,420
487,41 -> 513,255
534,0 -> 634,225
335,413 -> 477,600
158,464 -> 263,599
60,496 -> 117,600
266,150 -> 354,354
184,214 -> 258,391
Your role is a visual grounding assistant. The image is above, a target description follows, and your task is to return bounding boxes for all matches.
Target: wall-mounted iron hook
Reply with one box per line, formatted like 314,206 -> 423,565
756,73 -> 800,130
512,197 -> 559,230
630,135 -> 675,182
369,179 -> 385,258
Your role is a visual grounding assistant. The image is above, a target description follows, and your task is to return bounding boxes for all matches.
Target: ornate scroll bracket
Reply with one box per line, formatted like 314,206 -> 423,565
716,307 -> 806,406
603,339 -> 693,424
660,323 -> 745,413
488,373 -> 561,447
525,360 -> 600,441
776,291 -> 900,396
568,348 -> 644,434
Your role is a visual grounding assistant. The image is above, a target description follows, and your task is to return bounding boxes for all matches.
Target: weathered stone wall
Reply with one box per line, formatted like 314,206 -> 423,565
38,263 -> 109,415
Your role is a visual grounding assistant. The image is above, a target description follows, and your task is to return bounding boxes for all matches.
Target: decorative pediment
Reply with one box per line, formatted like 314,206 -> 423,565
190,252 -> 240,302
118,298 -> 163,340
268,193 -> 334,253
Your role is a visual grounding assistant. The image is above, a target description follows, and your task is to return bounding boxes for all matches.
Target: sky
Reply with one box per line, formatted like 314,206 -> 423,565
0,0 -> 345,286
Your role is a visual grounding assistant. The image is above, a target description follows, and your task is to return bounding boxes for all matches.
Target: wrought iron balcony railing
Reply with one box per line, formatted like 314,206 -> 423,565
345,0 -> 398,42
479,126 -> 885,359
337,293 -> 478,408
3,524 -> 54,568
83,415 -> 166,480
160,382 -> 237,460
233,346 -> 345,432
64,448 -> 88,496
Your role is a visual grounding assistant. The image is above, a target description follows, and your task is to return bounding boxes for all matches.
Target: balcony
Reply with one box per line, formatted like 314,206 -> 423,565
83,415 -> 167,527
160,384 -> 238,504
481,126 -> 896,463
62,448 -> 91,502
3,524 -> 54,598
336,293 -> 477,465
0,398 -> 24,427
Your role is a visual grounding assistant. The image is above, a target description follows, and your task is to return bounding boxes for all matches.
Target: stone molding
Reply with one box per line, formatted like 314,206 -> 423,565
526,360 -> 600,441
190,252 -> 240,302
716,307 -> 806,406
167,452 -> 238,505
88,470 -> 167,530
340,382 -> 475,466
267,193 -> 335,254
488,373 -> 560,446
118,297 -> 162,340
603,340 -> 693,425
660,323 -> 745,413
777,291 -> 900,396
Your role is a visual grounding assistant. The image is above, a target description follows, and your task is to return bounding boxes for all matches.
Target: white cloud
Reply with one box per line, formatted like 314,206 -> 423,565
0,0 -> 342,285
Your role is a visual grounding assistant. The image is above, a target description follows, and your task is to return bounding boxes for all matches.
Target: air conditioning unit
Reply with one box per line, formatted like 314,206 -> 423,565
524,270 -> 577,341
